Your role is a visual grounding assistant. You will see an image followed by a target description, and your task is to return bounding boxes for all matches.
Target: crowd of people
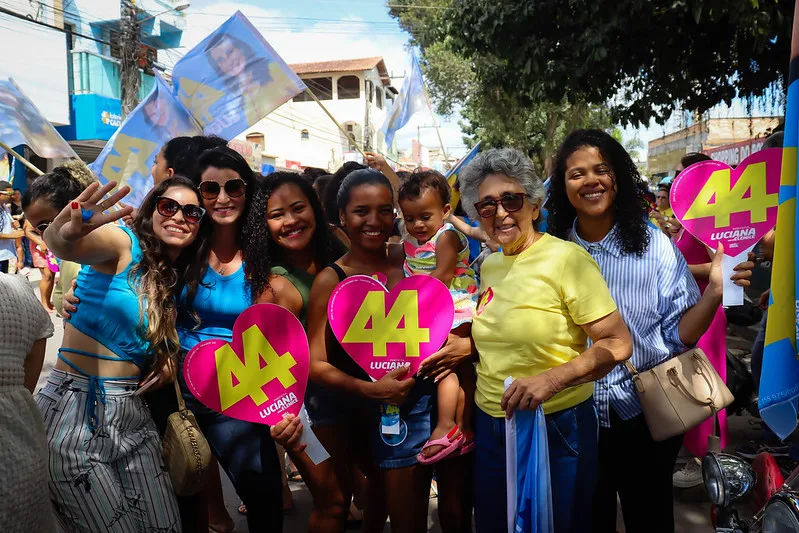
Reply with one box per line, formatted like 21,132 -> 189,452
1,128 -> 761,533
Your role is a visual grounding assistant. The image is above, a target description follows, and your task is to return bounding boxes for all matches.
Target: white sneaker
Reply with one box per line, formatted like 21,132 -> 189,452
673,457 -> 703,488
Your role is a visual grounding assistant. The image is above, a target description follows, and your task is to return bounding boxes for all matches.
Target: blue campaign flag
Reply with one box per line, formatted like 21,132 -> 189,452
0,79 -> 76,159
171,11 -> 306,142
506,399 -> 554,533
446,141 -> 481,208
381,50 -> 428,148
759,1 -> 799,440
89,72 -> 202,207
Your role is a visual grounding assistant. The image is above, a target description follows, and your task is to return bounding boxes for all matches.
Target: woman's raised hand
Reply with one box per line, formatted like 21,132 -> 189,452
50,181 -> 133,242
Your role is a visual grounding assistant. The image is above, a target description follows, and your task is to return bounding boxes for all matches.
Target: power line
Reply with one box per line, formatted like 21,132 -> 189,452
0,4 -> 111,46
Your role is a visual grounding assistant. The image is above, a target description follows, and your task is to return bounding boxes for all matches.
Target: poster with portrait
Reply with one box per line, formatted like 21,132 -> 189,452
171,11 -> 307,141
89,72 -> 202,207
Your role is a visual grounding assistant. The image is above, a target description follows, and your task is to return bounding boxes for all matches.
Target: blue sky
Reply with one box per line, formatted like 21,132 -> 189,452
177,0 -> 469,157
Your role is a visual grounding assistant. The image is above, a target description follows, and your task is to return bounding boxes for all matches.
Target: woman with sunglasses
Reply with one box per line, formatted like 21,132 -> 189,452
546,130 -> 753,532
454,147 -> 633,533
31,176 -> 207,532
175,146 -> 285,532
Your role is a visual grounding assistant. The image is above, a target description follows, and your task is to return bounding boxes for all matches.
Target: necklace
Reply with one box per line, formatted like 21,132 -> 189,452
217,265 -> 227,276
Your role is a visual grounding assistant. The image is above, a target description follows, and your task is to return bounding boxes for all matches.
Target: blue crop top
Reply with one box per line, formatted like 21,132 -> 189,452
66,225 -> 151,367
177,264 -> 250,352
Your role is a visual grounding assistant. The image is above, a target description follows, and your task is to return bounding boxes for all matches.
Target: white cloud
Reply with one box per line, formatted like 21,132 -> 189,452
174,2 -> 466,155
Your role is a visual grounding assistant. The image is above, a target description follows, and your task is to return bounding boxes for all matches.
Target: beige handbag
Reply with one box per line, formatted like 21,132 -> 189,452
625,347 -> 733,442
162,376 -> 212,496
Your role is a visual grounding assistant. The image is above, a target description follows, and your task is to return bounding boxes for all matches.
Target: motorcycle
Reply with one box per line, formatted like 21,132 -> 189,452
703,451 -> 799,532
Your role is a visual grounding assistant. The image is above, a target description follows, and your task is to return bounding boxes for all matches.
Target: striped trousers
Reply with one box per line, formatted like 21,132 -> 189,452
36,369 -> 181,533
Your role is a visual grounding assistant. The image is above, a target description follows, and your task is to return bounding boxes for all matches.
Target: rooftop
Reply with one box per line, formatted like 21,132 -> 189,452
289,57 -> 391,86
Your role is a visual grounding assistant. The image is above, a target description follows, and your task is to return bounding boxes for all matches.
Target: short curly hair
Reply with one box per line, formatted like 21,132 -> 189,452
398,169 -> 451,206
546,129 -> 650,256
458,148 -> 546,226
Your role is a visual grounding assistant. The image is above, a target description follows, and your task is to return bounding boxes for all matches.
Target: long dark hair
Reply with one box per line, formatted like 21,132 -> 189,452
195,145 -> 257,236
547,129 -> 650,256
131,176 -> 210,375
244,172 -> 344,303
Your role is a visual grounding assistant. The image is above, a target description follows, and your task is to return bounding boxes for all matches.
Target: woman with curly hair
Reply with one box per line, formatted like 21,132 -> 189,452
32,176 -> 208,532
547,129 -> 754,532
243,171 -> 348,532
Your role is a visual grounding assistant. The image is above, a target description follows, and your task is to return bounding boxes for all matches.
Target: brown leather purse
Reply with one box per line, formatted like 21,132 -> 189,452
162,376 -> 212,496
625,348 -> 733,441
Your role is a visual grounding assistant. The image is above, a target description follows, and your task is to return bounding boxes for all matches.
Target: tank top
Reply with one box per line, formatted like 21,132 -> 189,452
326,263 -> 370,381
177,264 -> 249,352
270,263 -> 313,326
67,225 -> 150,366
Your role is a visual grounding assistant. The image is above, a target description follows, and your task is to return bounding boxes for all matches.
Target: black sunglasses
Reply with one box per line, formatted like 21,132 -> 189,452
474,192 -> 528,218
155,197 -> 206,224
199,179 -> 246,200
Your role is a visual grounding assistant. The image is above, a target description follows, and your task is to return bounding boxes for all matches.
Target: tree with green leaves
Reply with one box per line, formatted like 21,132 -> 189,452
396,0 -> 791,126
391,1 -> 614,175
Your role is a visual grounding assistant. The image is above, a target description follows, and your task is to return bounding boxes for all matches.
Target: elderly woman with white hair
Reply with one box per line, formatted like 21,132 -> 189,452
456,147 -> 632,532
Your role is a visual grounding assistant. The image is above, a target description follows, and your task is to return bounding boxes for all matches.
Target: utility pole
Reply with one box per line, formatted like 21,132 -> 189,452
120,0 -> 140,118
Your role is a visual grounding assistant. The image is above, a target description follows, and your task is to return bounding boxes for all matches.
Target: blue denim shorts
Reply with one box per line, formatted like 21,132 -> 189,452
368,378 -> 435,469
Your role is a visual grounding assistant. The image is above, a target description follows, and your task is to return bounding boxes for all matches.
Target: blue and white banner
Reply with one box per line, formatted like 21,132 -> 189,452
89,72 -> 202,207
381,50 -> 427,148
171,11 -> 306,141
505,378 -> 554,533
759,0 -> 799,440
0,79 -> 76,159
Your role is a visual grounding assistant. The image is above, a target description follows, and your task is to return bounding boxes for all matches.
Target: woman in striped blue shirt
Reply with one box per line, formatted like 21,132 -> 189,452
547,129 -> 754,533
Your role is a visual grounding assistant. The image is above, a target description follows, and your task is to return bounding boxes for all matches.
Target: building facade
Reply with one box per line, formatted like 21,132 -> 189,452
647,116 -> 781,182
0,0 -> 186,180
238,57 -> 398,172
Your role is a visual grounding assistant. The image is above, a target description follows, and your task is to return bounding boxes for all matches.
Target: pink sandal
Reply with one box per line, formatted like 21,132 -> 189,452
417,426 -> 464,465
458,431 -> 475,456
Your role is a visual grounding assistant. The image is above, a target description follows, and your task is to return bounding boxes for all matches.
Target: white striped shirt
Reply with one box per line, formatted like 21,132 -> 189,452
571,222 -> 701,427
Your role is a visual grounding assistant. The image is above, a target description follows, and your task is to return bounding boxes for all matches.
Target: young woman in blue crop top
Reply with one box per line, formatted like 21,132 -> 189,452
243,171 -> 351,533
33,176 -> 208,533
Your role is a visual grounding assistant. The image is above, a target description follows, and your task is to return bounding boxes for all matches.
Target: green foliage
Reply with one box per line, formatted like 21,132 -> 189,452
389,0 -> 613,175
409,0 -> 791,126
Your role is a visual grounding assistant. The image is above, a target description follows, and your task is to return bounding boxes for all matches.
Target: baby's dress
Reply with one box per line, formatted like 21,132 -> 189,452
403,222 -> 479,328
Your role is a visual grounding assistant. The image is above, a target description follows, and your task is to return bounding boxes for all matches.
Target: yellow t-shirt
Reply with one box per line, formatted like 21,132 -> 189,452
649,206 -> 674,227
473,233 -> 618,417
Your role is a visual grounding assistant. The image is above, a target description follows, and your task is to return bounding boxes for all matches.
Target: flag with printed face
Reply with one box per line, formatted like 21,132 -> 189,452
0,79 -> 76,159
89,72 -> 202,208
171,11 -> 306,142
381,50 -> 427,148
447,142 -> 481,209
505,379 -> 554,533
759,0 -> 799,440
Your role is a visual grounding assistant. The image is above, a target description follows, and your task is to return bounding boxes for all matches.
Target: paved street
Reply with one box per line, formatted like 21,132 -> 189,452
32,275 -> 761,532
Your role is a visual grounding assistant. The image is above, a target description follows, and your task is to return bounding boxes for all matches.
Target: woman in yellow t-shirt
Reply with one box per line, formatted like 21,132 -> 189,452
454,148 -> 632,533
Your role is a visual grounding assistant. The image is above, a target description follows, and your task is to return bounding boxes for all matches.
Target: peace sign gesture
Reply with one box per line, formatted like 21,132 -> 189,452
50,181 -> 134,242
